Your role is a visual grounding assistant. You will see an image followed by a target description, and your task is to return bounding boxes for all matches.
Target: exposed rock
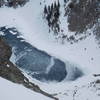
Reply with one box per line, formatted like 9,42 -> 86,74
0,37 -> 12,62
96,79 -> 100,84
0,0 -> 29,8
66,0 -> 100,33
93,74 -> 100,77
44,0 -> 100,44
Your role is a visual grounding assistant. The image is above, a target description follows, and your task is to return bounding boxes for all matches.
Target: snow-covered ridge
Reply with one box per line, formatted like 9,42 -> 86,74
27,74 -> 100,100
0,0 -> 29,8
0,77 -> 52,100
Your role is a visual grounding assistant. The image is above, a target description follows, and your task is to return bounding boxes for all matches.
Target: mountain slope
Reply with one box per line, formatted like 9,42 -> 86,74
0,77 -> 52,100
0,0 -> 100,75
0,37 -> 58,100
0,0 -> 100,100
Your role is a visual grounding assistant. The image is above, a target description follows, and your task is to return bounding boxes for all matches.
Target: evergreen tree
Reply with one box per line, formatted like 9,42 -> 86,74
64,0 -> 67,3
48,5 -> 51,13
44,5 -> 48,14
58,0 -> 60,8
54,1 -> 57,10
51,3 -> 53,11
0,0 -> 4,7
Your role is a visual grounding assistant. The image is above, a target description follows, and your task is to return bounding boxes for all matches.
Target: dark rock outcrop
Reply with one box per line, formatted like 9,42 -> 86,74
0,37 -> 12,62
44,0 -> 100,44
65,0 -> 100,44
0,0 -> 29,8
66,0 -> 100,32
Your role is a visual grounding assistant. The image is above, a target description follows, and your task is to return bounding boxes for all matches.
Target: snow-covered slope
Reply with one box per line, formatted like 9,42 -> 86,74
0,77 -> 52,100
0,70 -> 99,100
0,0 -> 100,100
24,72 -> 100,100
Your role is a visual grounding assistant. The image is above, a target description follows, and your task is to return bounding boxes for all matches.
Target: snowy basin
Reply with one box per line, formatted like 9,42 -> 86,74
0,27 -> 83,82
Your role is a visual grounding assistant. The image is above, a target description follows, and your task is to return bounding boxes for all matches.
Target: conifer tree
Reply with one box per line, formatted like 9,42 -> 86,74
64,0 -> 67,3
51,3 -> 53,11
44,5 -> 48,14
54,1 -> 57,10
48,5 -> 51,13
58,0 -> 60,8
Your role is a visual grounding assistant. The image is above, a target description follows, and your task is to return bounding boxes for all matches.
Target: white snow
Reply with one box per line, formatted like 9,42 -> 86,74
0,0 -> 100,74
0,0 -> 100,100
7,64 -> 10,67
0,77 -> 51,100
23,73 -> 100,100
46,57 -> 55,74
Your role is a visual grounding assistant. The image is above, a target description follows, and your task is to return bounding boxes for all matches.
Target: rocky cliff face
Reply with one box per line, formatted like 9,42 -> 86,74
0,0 -> 29,8
0,37 -> 12,63
66,0 -> 99,32
43,0 -> 100,44
0,37 -> 58,100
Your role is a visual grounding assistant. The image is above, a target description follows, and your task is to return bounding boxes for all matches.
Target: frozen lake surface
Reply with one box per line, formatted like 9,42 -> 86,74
0,27 -> 83,82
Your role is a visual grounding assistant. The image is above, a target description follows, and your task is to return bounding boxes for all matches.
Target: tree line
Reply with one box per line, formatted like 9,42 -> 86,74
44,0 -> 60,34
